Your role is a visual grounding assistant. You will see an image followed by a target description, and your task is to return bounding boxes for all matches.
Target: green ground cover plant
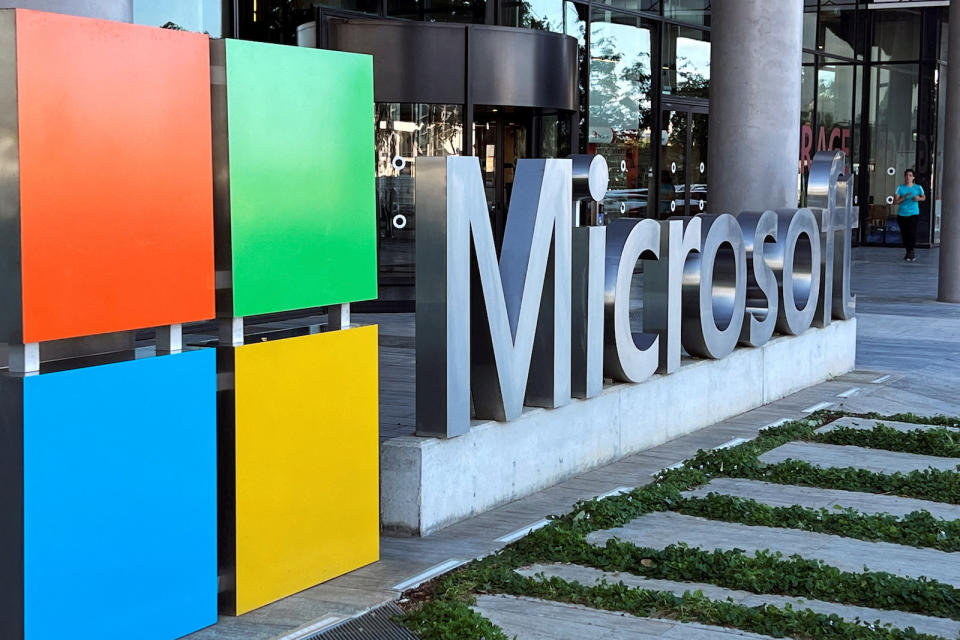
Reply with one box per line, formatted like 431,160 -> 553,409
398,412 -> 960,640
813,423 -> 960,458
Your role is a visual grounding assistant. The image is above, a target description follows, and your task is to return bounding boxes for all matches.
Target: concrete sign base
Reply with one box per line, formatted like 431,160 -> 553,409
381,318 -> 856,536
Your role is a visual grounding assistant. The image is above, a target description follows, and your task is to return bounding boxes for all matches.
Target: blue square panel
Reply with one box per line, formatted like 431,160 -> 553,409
22,350 -> 217,640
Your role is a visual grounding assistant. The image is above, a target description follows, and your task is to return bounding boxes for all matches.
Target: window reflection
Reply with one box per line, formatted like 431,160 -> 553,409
662,25 -> 709,99
934,63 -> 946,243
375,104 -> 462,291
589,10 -> 653,220
297,0 -> 378,14
502,0 -> 563,31
387,0 -> 486,23
803,0 -> 817,51
818,1 -> 858,59
566,1 -> 589,151
815,63 -> 854,162
594,0 -> 657,15
872,10 -> 921,62
663,0 -> 710,27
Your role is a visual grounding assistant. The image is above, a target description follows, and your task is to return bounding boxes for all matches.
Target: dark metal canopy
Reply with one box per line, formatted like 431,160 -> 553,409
329,20 -> 577,111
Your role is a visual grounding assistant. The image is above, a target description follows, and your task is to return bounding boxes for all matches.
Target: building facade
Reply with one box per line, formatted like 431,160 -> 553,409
220,0 -> 949,305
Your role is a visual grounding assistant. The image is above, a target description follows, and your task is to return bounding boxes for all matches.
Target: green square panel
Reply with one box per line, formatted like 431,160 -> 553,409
224,40 -> 376,316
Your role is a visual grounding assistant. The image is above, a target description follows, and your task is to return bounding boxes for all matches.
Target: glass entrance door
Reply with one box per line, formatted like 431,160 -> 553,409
660,108 -> 686,217
658,103 -> 708,217
473,108 -> 531,249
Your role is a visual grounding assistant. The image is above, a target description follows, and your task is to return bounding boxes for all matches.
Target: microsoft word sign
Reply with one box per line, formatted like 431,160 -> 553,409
416,151 -> 854,438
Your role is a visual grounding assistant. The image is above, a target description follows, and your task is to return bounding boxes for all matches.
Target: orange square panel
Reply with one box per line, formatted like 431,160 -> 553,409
0,10 -> 215,343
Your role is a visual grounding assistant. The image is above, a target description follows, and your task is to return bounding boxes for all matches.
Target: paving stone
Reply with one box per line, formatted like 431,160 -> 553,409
472,594 -> 779,640
683,477 -> 960,521
759,441 -> 960,474
818,416 -> 959,434
516,563 -> 960,640
586,511 -> 960,587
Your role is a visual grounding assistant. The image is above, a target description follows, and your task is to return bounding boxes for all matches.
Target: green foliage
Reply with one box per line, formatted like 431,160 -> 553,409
678,493 -> 960,553
400,599 -> 513,640
814,424 -> 960,458
865,413 -> 960,429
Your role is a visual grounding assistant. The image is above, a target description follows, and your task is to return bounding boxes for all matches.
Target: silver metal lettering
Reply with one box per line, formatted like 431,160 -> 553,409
415,158 -> 472,437
737,210 -> 779,347
681,214 -> 747,359
832,172 -> 856,319
415,157 -> 572,436
807,150 -> 856,321
572,226 -> 606,397
770,208 -> 821,335
643,217 -> 701,373
603,218 -> 660,383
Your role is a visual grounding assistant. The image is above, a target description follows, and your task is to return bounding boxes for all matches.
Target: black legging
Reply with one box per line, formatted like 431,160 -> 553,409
898,215 -> 919,255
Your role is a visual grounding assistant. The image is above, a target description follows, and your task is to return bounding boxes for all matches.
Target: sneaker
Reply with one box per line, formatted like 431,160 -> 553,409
907,256 -> 918,263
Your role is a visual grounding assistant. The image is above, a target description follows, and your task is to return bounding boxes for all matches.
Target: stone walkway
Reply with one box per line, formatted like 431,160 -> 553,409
480,418 -> 960,638
758,441 -> 960,474
817,416 -> 960,434
474,594 -> 781,640
513,564 -> 960,640
685,477 -> 960,521
587,510 -> 960,587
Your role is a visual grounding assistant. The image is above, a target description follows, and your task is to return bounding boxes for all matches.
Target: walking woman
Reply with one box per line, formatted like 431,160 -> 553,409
892,168 -> 925,262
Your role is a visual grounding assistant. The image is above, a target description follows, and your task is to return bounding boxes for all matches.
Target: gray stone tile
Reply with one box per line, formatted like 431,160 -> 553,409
586,512 -> 960,587
759,441 -> 960,474
472,594 -> 779,640
683,477 -> 960,521
818,416 -> 959,434
517,563 -> 960,640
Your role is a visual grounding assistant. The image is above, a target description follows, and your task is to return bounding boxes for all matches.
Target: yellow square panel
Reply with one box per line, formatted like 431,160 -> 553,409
231,325 -> 379,614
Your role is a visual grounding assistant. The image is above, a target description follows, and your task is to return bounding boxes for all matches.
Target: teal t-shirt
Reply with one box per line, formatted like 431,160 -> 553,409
896,184 -> 924,217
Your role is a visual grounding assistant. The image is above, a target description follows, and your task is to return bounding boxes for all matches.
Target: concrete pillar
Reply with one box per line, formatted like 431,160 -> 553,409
0,1 -> 132,22
708,0 -> 803,214
939,0 -> 960,302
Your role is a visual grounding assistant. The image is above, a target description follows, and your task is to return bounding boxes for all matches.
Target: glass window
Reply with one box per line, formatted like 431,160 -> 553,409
799,64 -> 816,199
594,0 -> 657,15
387,0 -> 485,23
853,64 -> 863,204
375,104 -> 463,287
816,62 -> 855,161
939,13 -> 948,62
803,1 -> 817,52
566,1 -> 589,152
502,0 -> 563,31
865,64 -> 919,244
818,1 -> 858,59
238,0 -> 317,44
934,63 -> 946,243
535,113 -> 572,158
872,9 -> 922,62
298,0 -> 378,13
588,10 -> 654,219
662,25 -> 709,99
663,0 -> 710,27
